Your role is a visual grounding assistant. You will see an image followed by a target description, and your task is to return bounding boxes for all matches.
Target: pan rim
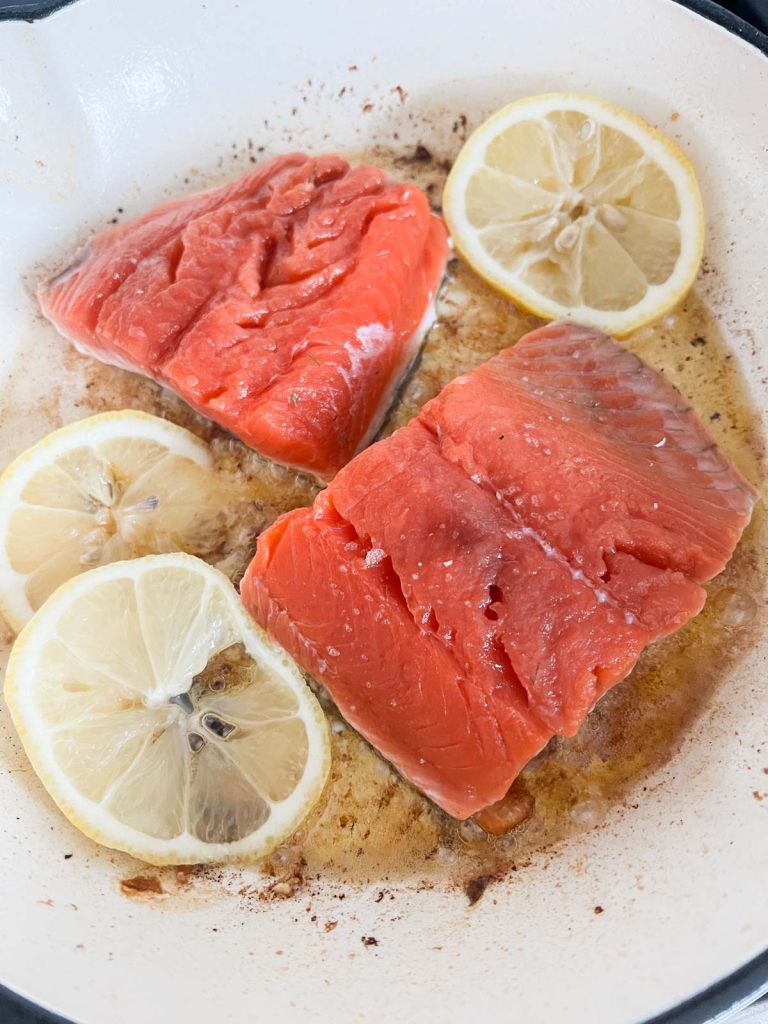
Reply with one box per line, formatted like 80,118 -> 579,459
0,1 -> 765,1024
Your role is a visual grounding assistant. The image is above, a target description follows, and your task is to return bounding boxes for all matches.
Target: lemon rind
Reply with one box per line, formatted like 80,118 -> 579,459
4,553 -> 331,865
443,92 -> 705,337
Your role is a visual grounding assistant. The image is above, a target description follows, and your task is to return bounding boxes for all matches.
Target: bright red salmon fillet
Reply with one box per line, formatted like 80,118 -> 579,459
241,322 -> 757,819
38,154 -> 449,479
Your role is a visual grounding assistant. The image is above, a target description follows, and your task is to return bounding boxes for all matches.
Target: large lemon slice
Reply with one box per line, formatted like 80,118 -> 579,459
0,411 -> 228,631
4,553 -> 330,865
443,93 -> 704,335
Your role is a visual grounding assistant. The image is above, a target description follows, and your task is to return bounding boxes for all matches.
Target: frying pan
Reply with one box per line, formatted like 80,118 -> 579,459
0,1 -> 767,1022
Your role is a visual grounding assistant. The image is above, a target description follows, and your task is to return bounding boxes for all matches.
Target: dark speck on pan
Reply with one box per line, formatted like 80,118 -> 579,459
465,875 -> 493,906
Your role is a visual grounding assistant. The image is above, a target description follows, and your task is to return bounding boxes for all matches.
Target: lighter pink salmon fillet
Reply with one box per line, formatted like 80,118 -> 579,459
245,322 -> 756,817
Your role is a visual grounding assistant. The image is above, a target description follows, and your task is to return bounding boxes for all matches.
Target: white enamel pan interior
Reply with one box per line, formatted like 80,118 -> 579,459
0,1 -> 766,1022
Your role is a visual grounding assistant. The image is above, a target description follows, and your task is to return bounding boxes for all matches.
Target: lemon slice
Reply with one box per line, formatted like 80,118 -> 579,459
443,93 -> 704,335
4,553 -> 330,865
0,411 -> 229,632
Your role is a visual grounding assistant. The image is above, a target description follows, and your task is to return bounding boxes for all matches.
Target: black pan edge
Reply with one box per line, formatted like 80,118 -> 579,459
645,948 -> 768,1024
0,982 -> 74,1024
673,0 -> 768,52
0,0 -> 765,47
0,1 -> 75,22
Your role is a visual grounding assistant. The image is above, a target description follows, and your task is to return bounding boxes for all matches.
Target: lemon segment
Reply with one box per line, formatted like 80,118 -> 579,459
4,553 -> 331,865
443,93 -> 705,335
0,411 -> 229,631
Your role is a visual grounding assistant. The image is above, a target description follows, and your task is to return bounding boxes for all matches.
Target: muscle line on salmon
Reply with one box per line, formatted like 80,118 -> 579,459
38,154 -> 449,479
241,322 -> 757,820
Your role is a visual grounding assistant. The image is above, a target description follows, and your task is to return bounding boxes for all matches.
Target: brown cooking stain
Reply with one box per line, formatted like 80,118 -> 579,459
120,875 -> 166,898
2,146 -> 766,901
0,611 -> 14,652
175,866 -> 196,888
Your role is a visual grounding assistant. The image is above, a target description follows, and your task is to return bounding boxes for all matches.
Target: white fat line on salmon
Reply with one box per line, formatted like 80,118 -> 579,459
352,263 -> 448,458
514,520 -> 638,625
334,322 -> 397,391
427,424 -> 641,627
62,332 -> 146,376
193,288 -> 441,486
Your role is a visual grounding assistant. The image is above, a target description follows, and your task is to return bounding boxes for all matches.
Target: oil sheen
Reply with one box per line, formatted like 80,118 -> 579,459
0,151 -> 764,888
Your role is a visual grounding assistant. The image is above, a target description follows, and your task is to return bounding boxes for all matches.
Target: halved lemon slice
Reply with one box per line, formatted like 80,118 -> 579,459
0,411 -> 229,632
443,93 -> 704,335
4,553 -> 330,865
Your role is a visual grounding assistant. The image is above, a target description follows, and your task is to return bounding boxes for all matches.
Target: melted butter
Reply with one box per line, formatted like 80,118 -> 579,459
0,149 -> 765,887
292,259 -> 768,884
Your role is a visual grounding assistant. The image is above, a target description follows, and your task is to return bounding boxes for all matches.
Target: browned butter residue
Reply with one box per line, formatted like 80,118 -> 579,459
2,148 -> 766,889
120,875 -> 165,897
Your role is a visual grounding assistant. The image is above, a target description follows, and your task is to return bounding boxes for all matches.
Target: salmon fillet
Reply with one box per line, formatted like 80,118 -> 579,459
241,322 -> 757,818
38,154 -> 449,479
